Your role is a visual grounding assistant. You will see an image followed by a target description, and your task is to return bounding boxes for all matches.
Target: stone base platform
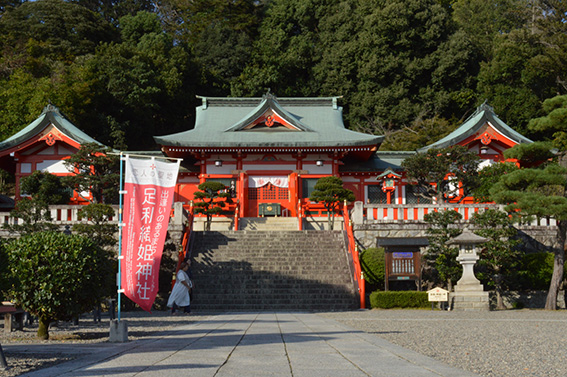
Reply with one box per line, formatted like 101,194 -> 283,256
452,291 -> 490,311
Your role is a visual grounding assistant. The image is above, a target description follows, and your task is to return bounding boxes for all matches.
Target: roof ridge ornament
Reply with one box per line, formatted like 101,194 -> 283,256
262,89 -> 277,101
42,102 -> 61,115
478,100 -> 494,114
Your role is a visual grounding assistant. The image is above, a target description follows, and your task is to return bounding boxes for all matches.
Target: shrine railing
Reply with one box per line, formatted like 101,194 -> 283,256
343,201 -> 365,309
356,203 -> 558,226
172,203 -> 194,289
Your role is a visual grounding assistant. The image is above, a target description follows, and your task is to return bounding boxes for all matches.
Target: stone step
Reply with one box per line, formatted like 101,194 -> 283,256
189,230 -> 357,311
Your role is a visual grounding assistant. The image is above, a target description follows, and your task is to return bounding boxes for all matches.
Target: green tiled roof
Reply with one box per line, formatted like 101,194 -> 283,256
154,94 -> 383,148
418,102 -> 532,152
339,151 -> 415,172
0,104 -> 104,151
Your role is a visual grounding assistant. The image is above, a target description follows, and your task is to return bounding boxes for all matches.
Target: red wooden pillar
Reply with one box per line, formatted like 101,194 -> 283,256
288,172 -> 299,217
238,172 -> 248,218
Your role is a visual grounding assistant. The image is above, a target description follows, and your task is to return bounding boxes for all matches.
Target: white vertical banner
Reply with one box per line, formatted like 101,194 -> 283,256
120,156 -> 180,312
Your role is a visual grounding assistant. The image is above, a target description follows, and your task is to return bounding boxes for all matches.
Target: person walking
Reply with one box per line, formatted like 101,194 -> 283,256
167,261 -> 192,315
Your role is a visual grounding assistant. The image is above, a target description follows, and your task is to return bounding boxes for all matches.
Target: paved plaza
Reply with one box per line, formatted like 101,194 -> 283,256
7,312 -> 478,377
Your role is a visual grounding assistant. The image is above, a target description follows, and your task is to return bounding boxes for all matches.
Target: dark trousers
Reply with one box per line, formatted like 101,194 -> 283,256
171,302 -> 191,313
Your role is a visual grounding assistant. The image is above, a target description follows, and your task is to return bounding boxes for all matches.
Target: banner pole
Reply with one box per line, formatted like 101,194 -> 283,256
117,152 -> 125,322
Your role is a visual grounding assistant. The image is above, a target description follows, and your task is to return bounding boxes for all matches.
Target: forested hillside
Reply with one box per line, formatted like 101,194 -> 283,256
0,0 -> 565,151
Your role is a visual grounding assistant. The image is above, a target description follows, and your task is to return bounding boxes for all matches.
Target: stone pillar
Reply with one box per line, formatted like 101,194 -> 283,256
352,201 -> 364,225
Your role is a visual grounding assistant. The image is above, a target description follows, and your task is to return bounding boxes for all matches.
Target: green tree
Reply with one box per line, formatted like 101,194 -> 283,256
20,170 -> 71,205
4,171 -> 70,235
528,95 -> 567,150
380,116 -> 457,151
73,203 -> 117,248
476,29 -> 555,135
309,176 -> 355,230
0,0 -> 116,62
6,231 -> 114,339
423,209 -> 463,291
451,0 -> 530,61
402,145 -> 481,204
193,181 -> 233,231
472,162 -> 520,203
470,209 -> 520,309
0,239 -> 8,301
85,11 -> 195,150
63,143 -> 119,204
490,142 -> 567,309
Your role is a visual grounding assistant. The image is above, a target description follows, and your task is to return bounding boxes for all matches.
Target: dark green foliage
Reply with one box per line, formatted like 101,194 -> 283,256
472,162 -> 519,203
528,95 -> 567,150
85,11 -> 196,149
193,181 -> 233,231
0,239 -> 9,301
423,210 -> 463,290
402,145 -> 481,204
490,142 -> 567,309
369,291 -> 429,309
19,170 -> 71,205
4,198 -> 58,235
63,143 -> 119,204
360,247 -> 385,289
0,0 -> 116,61
73,203 -> 117,248
6,231 -> 114,339
309,176 -> 355,230
381,116 -> 457,152
517,253 -> 567,291
502,141 -> 555,166
471,209 -> 520,309
4,171 -> 70,235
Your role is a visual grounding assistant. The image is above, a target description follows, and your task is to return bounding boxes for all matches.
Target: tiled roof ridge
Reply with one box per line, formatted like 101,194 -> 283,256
197,95 -> 342,108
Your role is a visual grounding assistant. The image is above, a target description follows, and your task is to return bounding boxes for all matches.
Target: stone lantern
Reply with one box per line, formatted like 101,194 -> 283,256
446,228 -> 490,311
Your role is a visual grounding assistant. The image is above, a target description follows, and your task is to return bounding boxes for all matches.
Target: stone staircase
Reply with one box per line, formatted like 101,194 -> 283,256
189,230 -> 357,311
239,217 -> 299,231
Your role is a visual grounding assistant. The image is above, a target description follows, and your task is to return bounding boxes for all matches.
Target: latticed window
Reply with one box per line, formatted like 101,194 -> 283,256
248,184 -> 288,200
249,187 -> 259,199
367,185 -> 387,204
405,185 -> 432,204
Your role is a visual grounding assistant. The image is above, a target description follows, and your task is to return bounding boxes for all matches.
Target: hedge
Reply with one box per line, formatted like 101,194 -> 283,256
369,291 -> 429,309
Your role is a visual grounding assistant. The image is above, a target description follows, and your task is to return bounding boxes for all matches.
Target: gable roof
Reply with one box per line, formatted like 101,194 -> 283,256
154,94 -> 383,149
0,104 -> 104,153
418,102 -> 533,152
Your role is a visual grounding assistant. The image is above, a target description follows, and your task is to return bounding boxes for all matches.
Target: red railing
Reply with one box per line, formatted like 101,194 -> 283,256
343,200 -> 365,309
297,199 -> 303,230
234,203 -> 239,231
172,203 -> 194,289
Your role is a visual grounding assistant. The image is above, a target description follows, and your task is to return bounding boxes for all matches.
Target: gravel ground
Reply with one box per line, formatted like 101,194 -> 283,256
1,309 -> 566,377
322,309 -> 567,377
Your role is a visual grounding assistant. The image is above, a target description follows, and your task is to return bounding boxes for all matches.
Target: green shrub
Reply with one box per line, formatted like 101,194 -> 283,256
360,247 -> 385,288
517,252 -> 567,290
7,231 -> 114,339
369,291 -> 429,309
0,239 -> 8,301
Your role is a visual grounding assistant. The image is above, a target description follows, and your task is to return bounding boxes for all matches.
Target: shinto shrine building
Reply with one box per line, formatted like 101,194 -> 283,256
0,95 -> 533,214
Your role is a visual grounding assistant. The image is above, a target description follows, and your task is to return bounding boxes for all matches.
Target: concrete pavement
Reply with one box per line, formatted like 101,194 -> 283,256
19,312 -> 479,377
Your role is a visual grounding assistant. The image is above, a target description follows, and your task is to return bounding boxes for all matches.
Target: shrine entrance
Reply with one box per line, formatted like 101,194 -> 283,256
247,177 -> 290,217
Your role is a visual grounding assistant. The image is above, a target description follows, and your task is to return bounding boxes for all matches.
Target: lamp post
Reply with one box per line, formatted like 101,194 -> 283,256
446,228 -> 490,310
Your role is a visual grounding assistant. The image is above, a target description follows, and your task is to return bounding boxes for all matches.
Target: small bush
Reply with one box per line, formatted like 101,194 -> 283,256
360,247 -> 385,288
369,291 -> 429,309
